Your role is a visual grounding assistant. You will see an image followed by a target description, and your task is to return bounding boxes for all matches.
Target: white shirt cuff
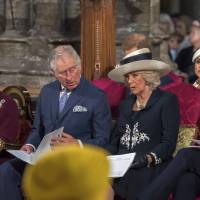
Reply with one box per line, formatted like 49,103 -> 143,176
26,144 -> 36,151
77,140 -> 83,148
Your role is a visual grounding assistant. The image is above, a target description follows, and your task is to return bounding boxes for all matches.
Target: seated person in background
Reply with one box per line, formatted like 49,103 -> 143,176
192,48 -> 200,89
176,18 -> 200,83
137,44 -> 200,200
23,145 -> 111,200
168,32 -> 184,61
108,47 -> 180,200
93,33 -> 154,119
0,91 -> 20,164
173,14 -> 192,52
0,45 -> 112,200
120,33 -> 200,130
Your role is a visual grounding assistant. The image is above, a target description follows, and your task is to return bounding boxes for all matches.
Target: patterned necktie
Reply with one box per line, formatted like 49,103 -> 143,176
59,89 -> 70,113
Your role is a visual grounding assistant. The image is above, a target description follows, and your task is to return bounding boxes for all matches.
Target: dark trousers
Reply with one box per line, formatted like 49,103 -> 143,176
0,158 -> 26,200
173,172 -> 200,200
137,148 -> 200,200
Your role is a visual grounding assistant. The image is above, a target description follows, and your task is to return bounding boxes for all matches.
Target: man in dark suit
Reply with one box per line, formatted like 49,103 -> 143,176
0,45 -> 112,200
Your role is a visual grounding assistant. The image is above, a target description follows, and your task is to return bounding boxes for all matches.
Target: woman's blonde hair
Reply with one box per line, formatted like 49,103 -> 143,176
136,71 -> 161,90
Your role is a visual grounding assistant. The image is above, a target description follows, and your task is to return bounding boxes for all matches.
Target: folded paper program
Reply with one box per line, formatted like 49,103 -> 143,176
7,127 -> 64,165
108,153 -> 136,178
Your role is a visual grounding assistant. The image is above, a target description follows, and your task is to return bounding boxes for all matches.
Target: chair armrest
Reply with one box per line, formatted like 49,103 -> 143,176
0,138 -> 21,152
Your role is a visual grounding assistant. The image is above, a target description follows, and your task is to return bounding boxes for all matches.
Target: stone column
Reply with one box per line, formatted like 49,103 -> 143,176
115,0 -> 161,60
149,0 -> 160,58
169,0 -> 180,14
4,0 -> 30,36
62,0 -> 80,35
31,0 -> 63,38
0,0 -> 5,34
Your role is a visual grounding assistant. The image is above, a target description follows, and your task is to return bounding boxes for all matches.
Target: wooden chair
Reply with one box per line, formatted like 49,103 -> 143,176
0,86 -> 33,164
173,124 -> 199,156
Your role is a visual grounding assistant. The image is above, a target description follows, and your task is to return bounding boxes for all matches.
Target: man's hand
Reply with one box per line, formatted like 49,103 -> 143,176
50,132 -> 79,147
20,144 -> 34,154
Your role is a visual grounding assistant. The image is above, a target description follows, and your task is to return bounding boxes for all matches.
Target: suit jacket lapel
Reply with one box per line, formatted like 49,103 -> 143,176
145,88 -> 161,109
51,81 -> 60,121
59,92 -> 81,119
58,76 -> 86,120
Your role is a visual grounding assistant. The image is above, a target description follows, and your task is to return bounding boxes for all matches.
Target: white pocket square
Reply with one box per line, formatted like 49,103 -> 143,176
73,105 -> 88,112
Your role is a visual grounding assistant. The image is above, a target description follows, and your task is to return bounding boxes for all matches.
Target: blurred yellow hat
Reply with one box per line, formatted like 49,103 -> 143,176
23,145 -> 110,200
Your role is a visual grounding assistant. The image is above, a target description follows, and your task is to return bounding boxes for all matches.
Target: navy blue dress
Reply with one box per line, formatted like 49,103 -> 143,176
109,88 -> 180,200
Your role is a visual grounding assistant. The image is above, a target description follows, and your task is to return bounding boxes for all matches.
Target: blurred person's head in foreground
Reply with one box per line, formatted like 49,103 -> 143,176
23,145 -> 110,200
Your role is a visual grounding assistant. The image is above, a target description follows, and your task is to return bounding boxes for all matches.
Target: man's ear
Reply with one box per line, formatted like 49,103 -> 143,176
78,65 -> 82,73
50,69 -> 57,78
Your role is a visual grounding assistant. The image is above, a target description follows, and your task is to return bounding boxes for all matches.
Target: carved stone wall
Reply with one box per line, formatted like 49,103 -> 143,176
0,0 -> 80,95
0,0 -> 160,95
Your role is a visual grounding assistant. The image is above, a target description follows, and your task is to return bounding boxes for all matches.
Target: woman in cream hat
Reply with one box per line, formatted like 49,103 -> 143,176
108,48 -> 180,200
192,48 -> 200,88
23,145 -> 111,200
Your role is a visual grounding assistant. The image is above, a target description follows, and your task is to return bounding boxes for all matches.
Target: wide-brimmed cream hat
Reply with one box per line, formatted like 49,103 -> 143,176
192,48 -> 200,63
108,48 -> 170,83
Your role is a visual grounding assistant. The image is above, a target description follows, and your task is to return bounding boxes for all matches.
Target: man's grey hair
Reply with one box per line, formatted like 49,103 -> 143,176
49,45 -> 81,71
137,71 -> 161,90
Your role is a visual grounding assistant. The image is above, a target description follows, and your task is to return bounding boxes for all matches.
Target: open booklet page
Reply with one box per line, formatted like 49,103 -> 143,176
189,139 -> 200,148
107,153 -> 136,178
7,127 -> 64,165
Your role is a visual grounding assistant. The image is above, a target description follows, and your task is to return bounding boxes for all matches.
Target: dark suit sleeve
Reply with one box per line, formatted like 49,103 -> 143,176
26,91 -> 44,148
150,94 -> 180,164
82,94 -> 112,149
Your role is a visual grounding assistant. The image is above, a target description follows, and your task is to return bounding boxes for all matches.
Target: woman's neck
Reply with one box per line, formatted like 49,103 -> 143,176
134,87 -> 153,111
136,87 -> 152,104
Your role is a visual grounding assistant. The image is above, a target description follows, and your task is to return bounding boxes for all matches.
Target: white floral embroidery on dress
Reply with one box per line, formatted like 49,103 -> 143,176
120,122 -> 150,150
0,99 -> 6,109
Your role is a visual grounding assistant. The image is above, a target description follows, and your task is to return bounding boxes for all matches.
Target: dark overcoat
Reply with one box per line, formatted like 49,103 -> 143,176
110,88 -> 180,200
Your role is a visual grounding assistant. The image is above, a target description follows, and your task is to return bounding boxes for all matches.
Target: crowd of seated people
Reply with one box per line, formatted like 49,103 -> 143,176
1,13 -> 200,200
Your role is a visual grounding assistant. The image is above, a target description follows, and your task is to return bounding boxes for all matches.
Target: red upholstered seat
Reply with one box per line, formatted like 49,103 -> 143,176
160,72 -> 200,127
0,91 -> 20,164
161,73 -> 200,200
0,86 -> 33,164
92,78 -> 126,119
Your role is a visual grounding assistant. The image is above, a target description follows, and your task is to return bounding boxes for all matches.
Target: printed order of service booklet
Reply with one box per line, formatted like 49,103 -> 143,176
7,127 -> 136,178
7,127 -> 64,165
